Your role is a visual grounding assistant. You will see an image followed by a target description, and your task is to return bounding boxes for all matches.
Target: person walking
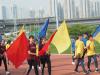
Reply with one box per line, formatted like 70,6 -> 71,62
39,37 -> 51,75
74,34 -> 88,74
26,35 -> 39,75
0,40 -> 10,75
86,35 -> 99,72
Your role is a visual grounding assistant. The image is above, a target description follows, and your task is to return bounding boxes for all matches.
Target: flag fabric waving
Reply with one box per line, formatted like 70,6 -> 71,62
6,32 -> 29,68
0,34 -> 2,42
39,31 -> 57,56
93,25 -> 100,43
38,19 -> 49,38
52,21 -> 71,54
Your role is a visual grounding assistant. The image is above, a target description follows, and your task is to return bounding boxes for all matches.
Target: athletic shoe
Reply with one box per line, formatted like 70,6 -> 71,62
88,69 -> 92,72
83,71 -> 89,75
38,66 -> 41,70
32,66 -> 34,69
73,70 -> 78,72
72,62 -> 75,65
95,68 -> 99,72
6,71 -> 10,75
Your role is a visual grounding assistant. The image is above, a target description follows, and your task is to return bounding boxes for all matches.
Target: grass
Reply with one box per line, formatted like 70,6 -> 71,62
49,41 -> 100,54
95,41 -> 100,54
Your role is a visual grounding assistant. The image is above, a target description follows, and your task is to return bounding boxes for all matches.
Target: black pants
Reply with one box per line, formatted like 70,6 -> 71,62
75,58 -> 86,72
72,51 -> 75,62
27,58 -> 39,75
40,55 -> 51,75
87,55 -> 98,70
82,49 -> 87,59
0,55 -> 8,71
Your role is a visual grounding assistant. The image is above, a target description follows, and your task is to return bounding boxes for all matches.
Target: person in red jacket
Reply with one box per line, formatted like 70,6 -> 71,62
26,35 -> 39,75
0,40 -> 10,75
39,37 -> 51,75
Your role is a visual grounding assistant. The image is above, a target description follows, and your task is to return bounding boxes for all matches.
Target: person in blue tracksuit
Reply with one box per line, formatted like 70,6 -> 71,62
82,32 -> 88,59
71,37 -> 76,65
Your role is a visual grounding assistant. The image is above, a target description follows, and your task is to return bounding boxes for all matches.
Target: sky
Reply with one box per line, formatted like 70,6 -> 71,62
1,0 -> 100,11
0,0 -> 50,18
15,0 -> 49,10
0,0 -> 100,19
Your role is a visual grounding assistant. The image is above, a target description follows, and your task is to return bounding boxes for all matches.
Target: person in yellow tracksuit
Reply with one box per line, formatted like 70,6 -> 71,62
74,34 -> 88,74
6,40 -> 11,65
86,35 -> 98,72
6,40 -> 11,50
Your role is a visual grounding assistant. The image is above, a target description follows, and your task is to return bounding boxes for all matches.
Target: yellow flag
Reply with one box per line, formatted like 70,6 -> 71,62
52,21 -> 71,54
36,44 -> 39,56
94,33 -> 100,43
18,25 -> 25,36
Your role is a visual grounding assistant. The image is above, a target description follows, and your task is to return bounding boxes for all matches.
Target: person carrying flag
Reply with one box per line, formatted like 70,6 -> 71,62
6,40 -> 11,65
26,35 -> 39,75
6,40 -> 11,50
0,40 -> 10,75
71,37 -> 76,65
74,34 -> 88,74
39,37 -> 51,75
82,32 -> 88,59
86,35 -> 99,72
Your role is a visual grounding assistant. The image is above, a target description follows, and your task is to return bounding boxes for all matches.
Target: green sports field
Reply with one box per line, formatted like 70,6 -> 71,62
49,41 -> 100,54
48,24 -> 100,54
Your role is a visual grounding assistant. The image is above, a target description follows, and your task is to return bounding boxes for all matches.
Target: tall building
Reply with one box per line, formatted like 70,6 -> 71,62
13,4 -> 18,18
75,6 -> 79,19
0,0 -> 3,19
2,6 -> 7,19
49,0 -> 53,17
79,0 -> 91,18
79,0 -> 86,18
63,0 -> 67,19
94,1 -> 100,17
29,9 -> 35,18
39,9 -> 45,18
57,1 -> 64,20
69,0 -> 76,19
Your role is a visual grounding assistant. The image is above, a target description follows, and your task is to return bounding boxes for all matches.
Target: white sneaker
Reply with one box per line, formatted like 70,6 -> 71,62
32,66 -> 34,69
72,62 -> 75,65
6,71 -> 10,75
95,68 -> 99,72
38,66 -> 41,70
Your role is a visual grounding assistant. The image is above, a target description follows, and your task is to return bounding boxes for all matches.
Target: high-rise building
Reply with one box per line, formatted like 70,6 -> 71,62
39,9 -> 45,18
49,0 -> 53,17
75,6 -> 79,19
63,0 -> 67,19
29,9 -> 35,18
57,1 -> 64,20
2,6 -> 7,19
79,0 -> 91,18
0,0 -> 3,19
69,0 -> 76,19
94,1 -> 100,17
13,4 -> 18,18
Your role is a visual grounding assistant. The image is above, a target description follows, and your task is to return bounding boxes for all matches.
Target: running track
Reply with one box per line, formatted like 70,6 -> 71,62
0,55 -> 100,75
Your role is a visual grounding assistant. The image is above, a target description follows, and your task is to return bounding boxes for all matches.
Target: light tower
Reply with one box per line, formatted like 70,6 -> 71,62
0,0 -> 3,19
49,0 -> 52,17
63,0 -> 68,19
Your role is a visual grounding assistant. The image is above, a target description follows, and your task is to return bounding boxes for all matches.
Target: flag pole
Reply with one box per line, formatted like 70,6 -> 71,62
10,0 -> 17,35
54,0 -> 59,29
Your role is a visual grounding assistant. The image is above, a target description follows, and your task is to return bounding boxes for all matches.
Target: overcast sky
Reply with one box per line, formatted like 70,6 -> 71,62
15,0 -> 49,10
0,0 -> 100,19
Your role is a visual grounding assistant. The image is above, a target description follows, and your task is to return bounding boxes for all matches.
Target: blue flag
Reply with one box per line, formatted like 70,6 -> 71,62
93,25 -> 100,43
38,19 -> 49,38
93,25 -> 100,37
0,34 -> 2,42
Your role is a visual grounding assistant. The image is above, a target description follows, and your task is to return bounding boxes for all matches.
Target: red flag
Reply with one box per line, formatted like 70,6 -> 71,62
39,31 -> 57,56
6,32 -> 29,68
